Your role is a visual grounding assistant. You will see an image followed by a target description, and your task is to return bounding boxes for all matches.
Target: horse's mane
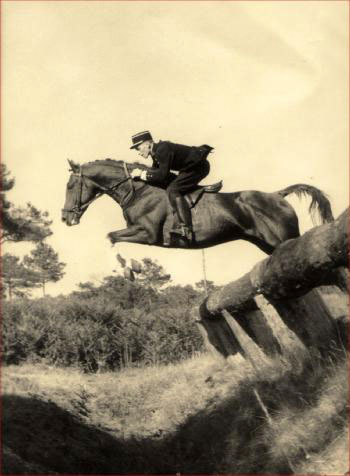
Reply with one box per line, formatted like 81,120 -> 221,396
84,158 -> 148,171
81,158 -> 176,191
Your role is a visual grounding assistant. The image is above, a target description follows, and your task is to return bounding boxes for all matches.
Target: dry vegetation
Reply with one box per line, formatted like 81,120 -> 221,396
2,347 -> 348,475
2,269 -> 348,474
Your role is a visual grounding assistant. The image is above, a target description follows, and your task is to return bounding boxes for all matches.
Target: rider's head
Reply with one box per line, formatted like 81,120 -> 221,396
130,131 -> 154,159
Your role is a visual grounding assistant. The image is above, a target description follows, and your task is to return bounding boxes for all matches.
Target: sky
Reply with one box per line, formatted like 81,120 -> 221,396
2,0 -> 349,296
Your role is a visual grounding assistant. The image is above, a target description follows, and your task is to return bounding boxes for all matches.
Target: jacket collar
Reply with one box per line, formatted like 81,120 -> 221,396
150,141 -> 161,158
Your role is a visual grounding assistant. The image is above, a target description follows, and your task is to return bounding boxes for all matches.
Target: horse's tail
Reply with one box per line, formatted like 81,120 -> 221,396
277,184 -> 334,224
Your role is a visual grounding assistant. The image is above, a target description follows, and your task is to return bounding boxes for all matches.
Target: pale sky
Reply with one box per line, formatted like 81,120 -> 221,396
3,0 -> 349,296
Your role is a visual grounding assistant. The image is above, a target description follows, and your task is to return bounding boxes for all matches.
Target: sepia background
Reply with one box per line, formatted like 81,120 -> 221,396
3,0 -> 348,295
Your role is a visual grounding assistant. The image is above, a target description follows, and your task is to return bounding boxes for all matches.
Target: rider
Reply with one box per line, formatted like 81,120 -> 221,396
130,131 -> 213,246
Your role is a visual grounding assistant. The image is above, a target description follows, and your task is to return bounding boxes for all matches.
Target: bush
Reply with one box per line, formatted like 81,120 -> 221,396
2,285 -> 204,372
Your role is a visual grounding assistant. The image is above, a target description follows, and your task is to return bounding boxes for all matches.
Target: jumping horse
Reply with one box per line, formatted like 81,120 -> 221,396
62,159 -> 334,254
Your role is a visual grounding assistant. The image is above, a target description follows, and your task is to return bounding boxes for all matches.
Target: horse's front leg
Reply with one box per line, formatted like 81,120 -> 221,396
107,225 -> 151,245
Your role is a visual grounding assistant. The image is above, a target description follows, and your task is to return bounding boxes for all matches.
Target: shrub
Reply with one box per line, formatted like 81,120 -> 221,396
2,286 -> 203,371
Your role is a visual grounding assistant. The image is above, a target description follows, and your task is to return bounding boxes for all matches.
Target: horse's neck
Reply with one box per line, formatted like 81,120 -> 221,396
85,161 -> 148,205
99,163 -> 147,204
86,161 -> 139,186
118,175 -> 146,194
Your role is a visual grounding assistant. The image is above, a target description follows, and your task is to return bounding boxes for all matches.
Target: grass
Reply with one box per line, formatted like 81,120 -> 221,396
1,350 -> 349,474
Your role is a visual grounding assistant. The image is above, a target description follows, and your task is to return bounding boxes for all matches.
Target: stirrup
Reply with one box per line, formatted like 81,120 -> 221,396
170,225 -> 193,243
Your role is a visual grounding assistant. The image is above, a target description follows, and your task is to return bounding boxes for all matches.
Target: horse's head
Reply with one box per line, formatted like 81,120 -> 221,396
62,159 -> 101,226
62,158 -> 139,226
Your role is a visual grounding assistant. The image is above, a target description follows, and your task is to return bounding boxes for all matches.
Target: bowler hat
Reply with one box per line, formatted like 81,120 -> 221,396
130,131 -> 153,149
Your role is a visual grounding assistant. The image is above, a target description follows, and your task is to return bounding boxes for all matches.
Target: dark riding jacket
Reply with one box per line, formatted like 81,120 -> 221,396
144,141 -> 212,185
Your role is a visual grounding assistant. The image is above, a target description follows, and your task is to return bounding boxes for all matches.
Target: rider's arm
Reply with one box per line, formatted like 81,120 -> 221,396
143,142 -> 173,184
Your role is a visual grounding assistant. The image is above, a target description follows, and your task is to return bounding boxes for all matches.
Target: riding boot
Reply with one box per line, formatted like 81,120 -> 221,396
170,196 -> 193,245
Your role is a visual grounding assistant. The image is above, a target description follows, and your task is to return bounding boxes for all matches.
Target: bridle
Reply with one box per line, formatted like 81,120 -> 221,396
62,162 -> 135,219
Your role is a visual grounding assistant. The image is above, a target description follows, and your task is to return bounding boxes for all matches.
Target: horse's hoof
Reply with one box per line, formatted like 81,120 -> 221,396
107,232 -> 116,245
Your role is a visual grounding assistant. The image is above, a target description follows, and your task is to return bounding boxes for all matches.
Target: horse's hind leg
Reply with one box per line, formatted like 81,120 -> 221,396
247,212 -> 300,255
241,235 -> 278,255
235,193 -> 300,255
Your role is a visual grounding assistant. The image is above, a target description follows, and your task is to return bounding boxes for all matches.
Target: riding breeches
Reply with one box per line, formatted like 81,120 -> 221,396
166,159 -> 210,209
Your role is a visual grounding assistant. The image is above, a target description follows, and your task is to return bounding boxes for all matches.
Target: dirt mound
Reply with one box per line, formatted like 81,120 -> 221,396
2,395 -> 133,474
2,354 -> 348,474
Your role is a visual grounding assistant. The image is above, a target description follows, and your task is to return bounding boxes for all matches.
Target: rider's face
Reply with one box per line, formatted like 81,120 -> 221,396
137,141 -> 152,159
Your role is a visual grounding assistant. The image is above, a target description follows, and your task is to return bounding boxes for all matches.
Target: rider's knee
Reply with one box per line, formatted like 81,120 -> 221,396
166,187 -> 181,208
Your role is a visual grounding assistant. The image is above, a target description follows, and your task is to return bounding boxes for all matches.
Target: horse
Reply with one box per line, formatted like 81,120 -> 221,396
62,158 -> 334,255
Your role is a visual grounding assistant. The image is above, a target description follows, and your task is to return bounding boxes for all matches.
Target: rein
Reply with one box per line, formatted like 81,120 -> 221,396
121,162 -> 135,207
62,162 -> 136,217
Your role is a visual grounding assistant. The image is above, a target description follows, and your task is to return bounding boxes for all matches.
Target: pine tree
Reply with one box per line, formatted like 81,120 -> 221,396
23,242 -> 66,296
195,279 -> 218,294
114,255 -> 171,290
136,257 -> 171,290
2,253 -> 37,300
1,164 -> 52,243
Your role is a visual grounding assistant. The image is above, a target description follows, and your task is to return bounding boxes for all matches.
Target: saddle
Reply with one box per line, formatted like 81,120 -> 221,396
185,181 -> 223,209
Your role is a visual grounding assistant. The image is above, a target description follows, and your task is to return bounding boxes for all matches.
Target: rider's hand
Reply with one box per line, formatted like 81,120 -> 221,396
131,168 -> 142,178
131,168 -> 147,180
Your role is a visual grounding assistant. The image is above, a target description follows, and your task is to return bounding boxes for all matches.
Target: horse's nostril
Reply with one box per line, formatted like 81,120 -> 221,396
62,216 -> 66,222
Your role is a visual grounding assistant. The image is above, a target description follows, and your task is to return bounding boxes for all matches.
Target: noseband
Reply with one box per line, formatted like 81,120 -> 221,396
62,162 -> 135,218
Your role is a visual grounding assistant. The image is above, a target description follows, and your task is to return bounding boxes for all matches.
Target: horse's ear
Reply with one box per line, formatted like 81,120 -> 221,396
67,159 -> 79,172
